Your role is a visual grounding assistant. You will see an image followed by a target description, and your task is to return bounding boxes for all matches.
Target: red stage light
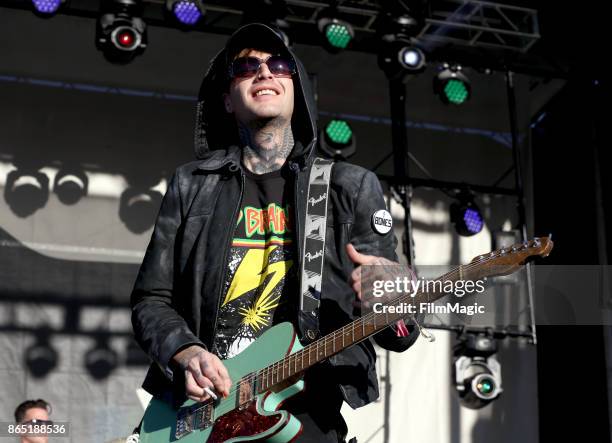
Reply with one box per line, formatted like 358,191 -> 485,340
117,30 -> 135,48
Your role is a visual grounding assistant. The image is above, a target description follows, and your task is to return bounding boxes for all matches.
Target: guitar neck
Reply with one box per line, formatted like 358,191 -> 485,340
256,265 -> 468,393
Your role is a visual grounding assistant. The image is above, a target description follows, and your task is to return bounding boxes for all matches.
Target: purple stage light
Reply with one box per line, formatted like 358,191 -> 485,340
32,0 -> 61,14
463,208 -> 484,234
173,0 -> 202,25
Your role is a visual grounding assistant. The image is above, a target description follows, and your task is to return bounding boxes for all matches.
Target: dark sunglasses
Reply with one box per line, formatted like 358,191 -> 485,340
229,54 -> 296,79
22,419 -> 53,425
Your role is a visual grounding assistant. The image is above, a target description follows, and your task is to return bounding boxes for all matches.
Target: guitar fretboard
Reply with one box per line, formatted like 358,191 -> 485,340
255,264 -> 473,393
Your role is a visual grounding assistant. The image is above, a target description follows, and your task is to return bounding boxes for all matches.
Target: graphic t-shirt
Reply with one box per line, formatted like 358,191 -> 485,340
213,166 -> 297,360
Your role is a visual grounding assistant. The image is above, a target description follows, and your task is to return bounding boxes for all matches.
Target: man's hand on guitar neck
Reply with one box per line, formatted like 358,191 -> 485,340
346,243 -> 414,337
346,243 -> 411,302
172,345 -> 232,402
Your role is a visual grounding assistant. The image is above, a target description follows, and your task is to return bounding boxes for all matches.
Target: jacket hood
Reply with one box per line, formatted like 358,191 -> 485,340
194,23 -> 318,166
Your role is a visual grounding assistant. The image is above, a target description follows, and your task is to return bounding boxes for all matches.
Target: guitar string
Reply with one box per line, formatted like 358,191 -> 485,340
207,243 -> 532,409
210,250 -> 513,406
194,241 -> 537,412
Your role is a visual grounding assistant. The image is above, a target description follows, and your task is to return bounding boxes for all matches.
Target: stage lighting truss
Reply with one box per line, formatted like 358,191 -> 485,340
454,334 -> 503,409
317,14 -> 354,52
31,0 -> 66,16
166,0 -> 204,26
319,119 -> 356,160
96,0 -> 147,63
434,63 -> 471,105
450,190 -> 484,236
10,0 -> 540,61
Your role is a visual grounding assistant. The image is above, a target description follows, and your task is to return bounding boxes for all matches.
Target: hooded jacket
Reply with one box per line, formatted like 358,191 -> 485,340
131,23 -> 421,409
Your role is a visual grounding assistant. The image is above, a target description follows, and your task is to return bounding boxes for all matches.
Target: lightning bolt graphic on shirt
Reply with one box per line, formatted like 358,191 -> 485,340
222,245 -> 293,331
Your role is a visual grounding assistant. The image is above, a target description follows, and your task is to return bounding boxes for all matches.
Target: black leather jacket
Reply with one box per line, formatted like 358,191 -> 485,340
131,23 -> 420,409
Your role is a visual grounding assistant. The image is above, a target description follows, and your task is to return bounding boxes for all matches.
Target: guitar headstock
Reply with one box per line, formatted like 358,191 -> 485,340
465,236 -> 554,280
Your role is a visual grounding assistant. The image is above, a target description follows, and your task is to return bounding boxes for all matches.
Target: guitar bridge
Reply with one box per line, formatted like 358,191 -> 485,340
175,402 -> 214,439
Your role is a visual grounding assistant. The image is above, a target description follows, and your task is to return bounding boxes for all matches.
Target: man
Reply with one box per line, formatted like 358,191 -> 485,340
14,399 -> 52,443
131,23 -> 421,442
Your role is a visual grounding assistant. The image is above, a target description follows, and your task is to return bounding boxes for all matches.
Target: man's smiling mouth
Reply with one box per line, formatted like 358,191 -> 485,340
255,89 -> 279,96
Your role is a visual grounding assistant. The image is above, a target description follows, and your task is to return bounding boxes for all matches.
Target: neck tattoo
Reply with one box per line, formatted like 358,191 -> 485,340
239,117 -> 294,174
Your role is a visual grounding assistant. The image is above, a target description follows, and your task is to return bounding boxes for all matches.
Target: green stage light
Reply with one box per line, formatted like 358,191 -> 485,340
325,22 -> 352,49
444,79 -> 469,104
320,119 -> 356,160
434,64 -> 471,105
325,120 -> 352,144
317,17 -> 354,52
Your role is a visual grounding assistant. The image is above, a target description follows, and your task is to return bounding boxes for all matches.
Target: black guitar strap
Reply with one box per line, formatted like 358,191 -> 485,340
299,157 -> 334,343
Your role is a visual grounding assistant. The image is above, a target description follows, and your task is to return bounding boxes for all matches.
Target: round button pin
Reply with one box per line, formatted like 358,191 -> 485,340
371,209 -> 393,234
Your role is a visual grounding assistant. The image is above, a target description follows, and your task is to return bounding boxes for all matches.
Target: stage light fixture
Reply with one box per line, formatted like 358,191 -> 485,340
119,187 -> 163,234
398,46 -> 426,71
317,16 -> 354,51
319,119 -> 356,160
85,338 -> 119,380
434,64 -> 471,105
378,35 -> 426,78
31,0 -> 65,15
53,168 -> 88,205
454,333 -> 503,409
96,0 -> 147,64
25,333 -> 58,379
450,191 -> 484,236
4,169 -> 50,218
166,0 -> 204,26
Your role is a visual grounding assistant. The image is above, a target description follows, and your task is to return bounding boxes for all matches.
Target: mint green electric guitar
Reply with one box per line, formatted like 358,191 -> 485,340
138,237 -> 553,443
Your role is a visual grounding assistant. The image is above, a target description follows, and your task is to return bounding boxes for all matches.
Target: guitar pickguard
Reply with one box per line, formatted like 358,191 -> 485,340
207,399 -> 282,443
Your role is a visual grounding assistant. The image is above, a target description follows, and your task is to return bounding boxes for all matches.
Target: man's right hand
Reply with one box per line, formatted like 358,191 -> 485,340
172,345 -> 232,402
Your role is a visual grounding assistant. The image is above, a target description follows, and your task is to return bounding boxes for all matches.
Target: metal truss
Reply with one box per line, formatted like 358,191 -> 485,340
189,0 -> 540,52
2,0 -> 555,75
4,0 -> 538,51
418,0 -> 540,53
